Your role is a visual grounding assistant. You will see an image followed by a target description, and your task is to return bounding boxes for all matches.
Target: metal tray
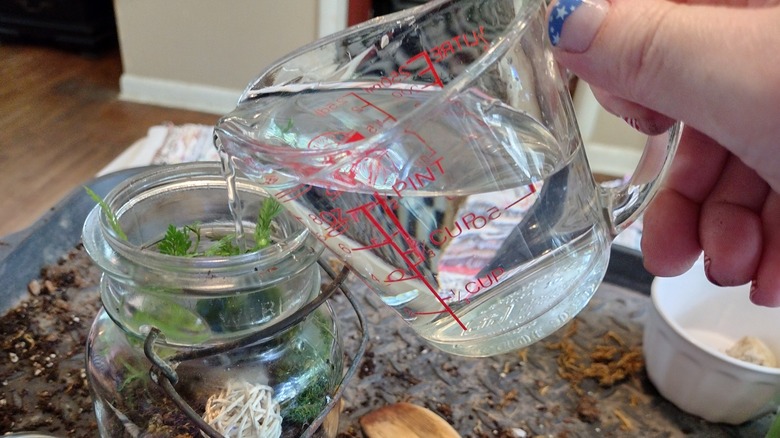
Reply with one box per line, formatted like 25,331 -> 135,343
1,167 -> 767,437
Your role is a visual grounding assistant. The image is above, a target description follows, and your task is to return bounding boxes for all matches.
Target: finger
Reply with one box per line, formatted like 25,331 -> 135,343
547,0 -> 780,184
640,129 -> 729,275
641,188 -> 701,275
752,192 -> 780,307
660,128 -> 729,203
699,156 -> 769,286
589,85 -> 676,135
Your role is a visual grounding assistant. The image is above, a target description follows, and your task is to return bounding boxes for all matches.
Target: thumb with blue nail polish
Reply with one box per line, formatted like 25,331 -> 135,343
548,0 -> 608,53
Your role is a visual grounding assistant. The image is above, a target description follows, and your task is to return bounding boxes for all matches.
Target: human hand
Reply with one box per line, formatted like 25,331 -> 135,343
546,0 -> 780,305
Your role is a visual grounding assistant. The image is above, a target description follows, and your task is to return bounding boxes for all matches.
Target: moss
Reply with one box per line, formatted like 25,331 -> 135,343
282,372 -> 330,425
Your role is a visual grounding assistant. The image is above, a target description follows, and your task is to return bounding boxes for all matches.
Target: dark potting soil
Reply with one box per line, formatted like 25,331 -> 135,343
1,244 -> 771,438
0,244 -> 100,436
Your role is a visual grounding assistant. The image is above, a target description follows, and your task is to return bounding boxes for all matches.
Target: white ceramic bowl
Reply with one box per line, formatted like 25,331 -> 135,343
643,261 -> 780,424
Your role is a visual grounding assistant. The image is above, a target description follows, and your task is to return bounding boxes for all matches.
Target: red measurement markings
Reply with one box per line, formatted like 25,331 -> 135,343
363,28 -> 489,97
391,156 -> 445,198
348,195 -> 467,331
402,50 -> 445,90
307,131 -> 365,150
362,66 -> 412,94
410,294 -> 467,317
309,126 -> 396,190
260,173 -> 280,185
347,92 -> 398,135
313,94 -> 350,117
273,184 -> 355,241
390,82 -> 434,100
363,50 -> 445,96
451,100 -> 490,130
412,267 -> 506,318
429,204 -> 502,247
312,90 -> 400,135
449,268 -> 505,303
274,185 -> 313,203
403,129 -> 437,163
313,26 -> 491,124
429,183 -> 538,249
428,26 -> 490,63
339,148 -> 395,188
344,132 -> 365,143
304,131 -> 364,168
329,141 -> 443,193
308,208 -> 350,238
314,91 -> 402,142
504,183 -> 537,210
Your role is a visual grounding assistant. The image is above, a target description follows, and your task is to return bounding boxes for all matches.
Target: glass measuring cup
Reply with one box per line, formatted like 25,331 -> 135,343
216,0 -> 681,357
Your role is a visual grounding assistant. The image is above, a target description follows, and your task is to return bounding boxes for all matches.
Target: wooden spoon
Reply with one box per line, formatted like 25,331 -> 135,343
360,402 -> 461,438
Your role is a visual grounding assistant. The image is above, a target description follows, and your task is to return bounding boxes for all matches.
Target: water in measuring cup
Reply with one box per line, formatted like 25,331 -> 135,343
216,85 -> 610,356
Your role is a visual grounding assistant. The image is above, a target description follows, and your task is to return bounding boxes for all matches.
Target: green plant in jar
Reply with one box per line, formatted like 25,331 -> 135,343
271,309 -> 340,427
87,187 -> 288,335
87,184 -> 283,256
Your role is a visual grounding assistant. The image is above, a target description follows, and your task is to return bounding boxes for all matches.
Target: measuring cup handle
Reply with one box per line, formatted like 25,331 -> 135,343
598,122 -> 684,237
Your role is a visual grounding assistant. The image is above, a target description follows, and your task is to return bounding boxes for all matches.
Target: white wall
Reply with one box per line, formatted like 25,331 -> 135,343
113,0 -> 348,114
112,2 -> 645,172
573,83 -> 646,177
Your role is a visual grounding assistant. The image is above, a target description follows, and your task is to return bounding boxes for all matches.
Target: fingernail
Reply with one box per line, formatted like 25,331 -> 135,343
749,281 -> 758,300
623,117 -> 641,131
548,0 -> 609,53
703,256 -> 723,287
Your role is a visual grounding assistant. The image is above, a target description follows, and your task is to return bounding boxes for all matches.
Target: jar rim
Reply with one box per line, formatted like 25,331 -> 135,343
84,162 -> 323,279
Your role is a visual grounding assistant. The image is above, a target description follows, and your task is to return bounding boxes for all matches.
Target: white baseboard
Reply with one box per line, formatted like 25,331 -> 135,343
119,74 -> 241,115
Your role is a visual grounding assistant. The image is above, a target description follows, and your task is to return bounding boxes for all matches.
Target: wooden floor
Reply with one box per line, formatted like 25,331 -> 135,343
0,44 -> 219,237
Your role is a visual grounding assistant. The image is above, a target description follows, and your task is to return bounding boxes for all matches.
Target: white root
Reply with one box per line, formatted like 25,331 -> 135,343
202,379 -> 283,438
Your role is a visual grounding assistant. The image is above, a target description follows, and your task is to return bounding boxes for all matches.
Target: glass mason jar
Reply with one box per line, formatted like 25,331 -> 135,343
82,163 -> 345,438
